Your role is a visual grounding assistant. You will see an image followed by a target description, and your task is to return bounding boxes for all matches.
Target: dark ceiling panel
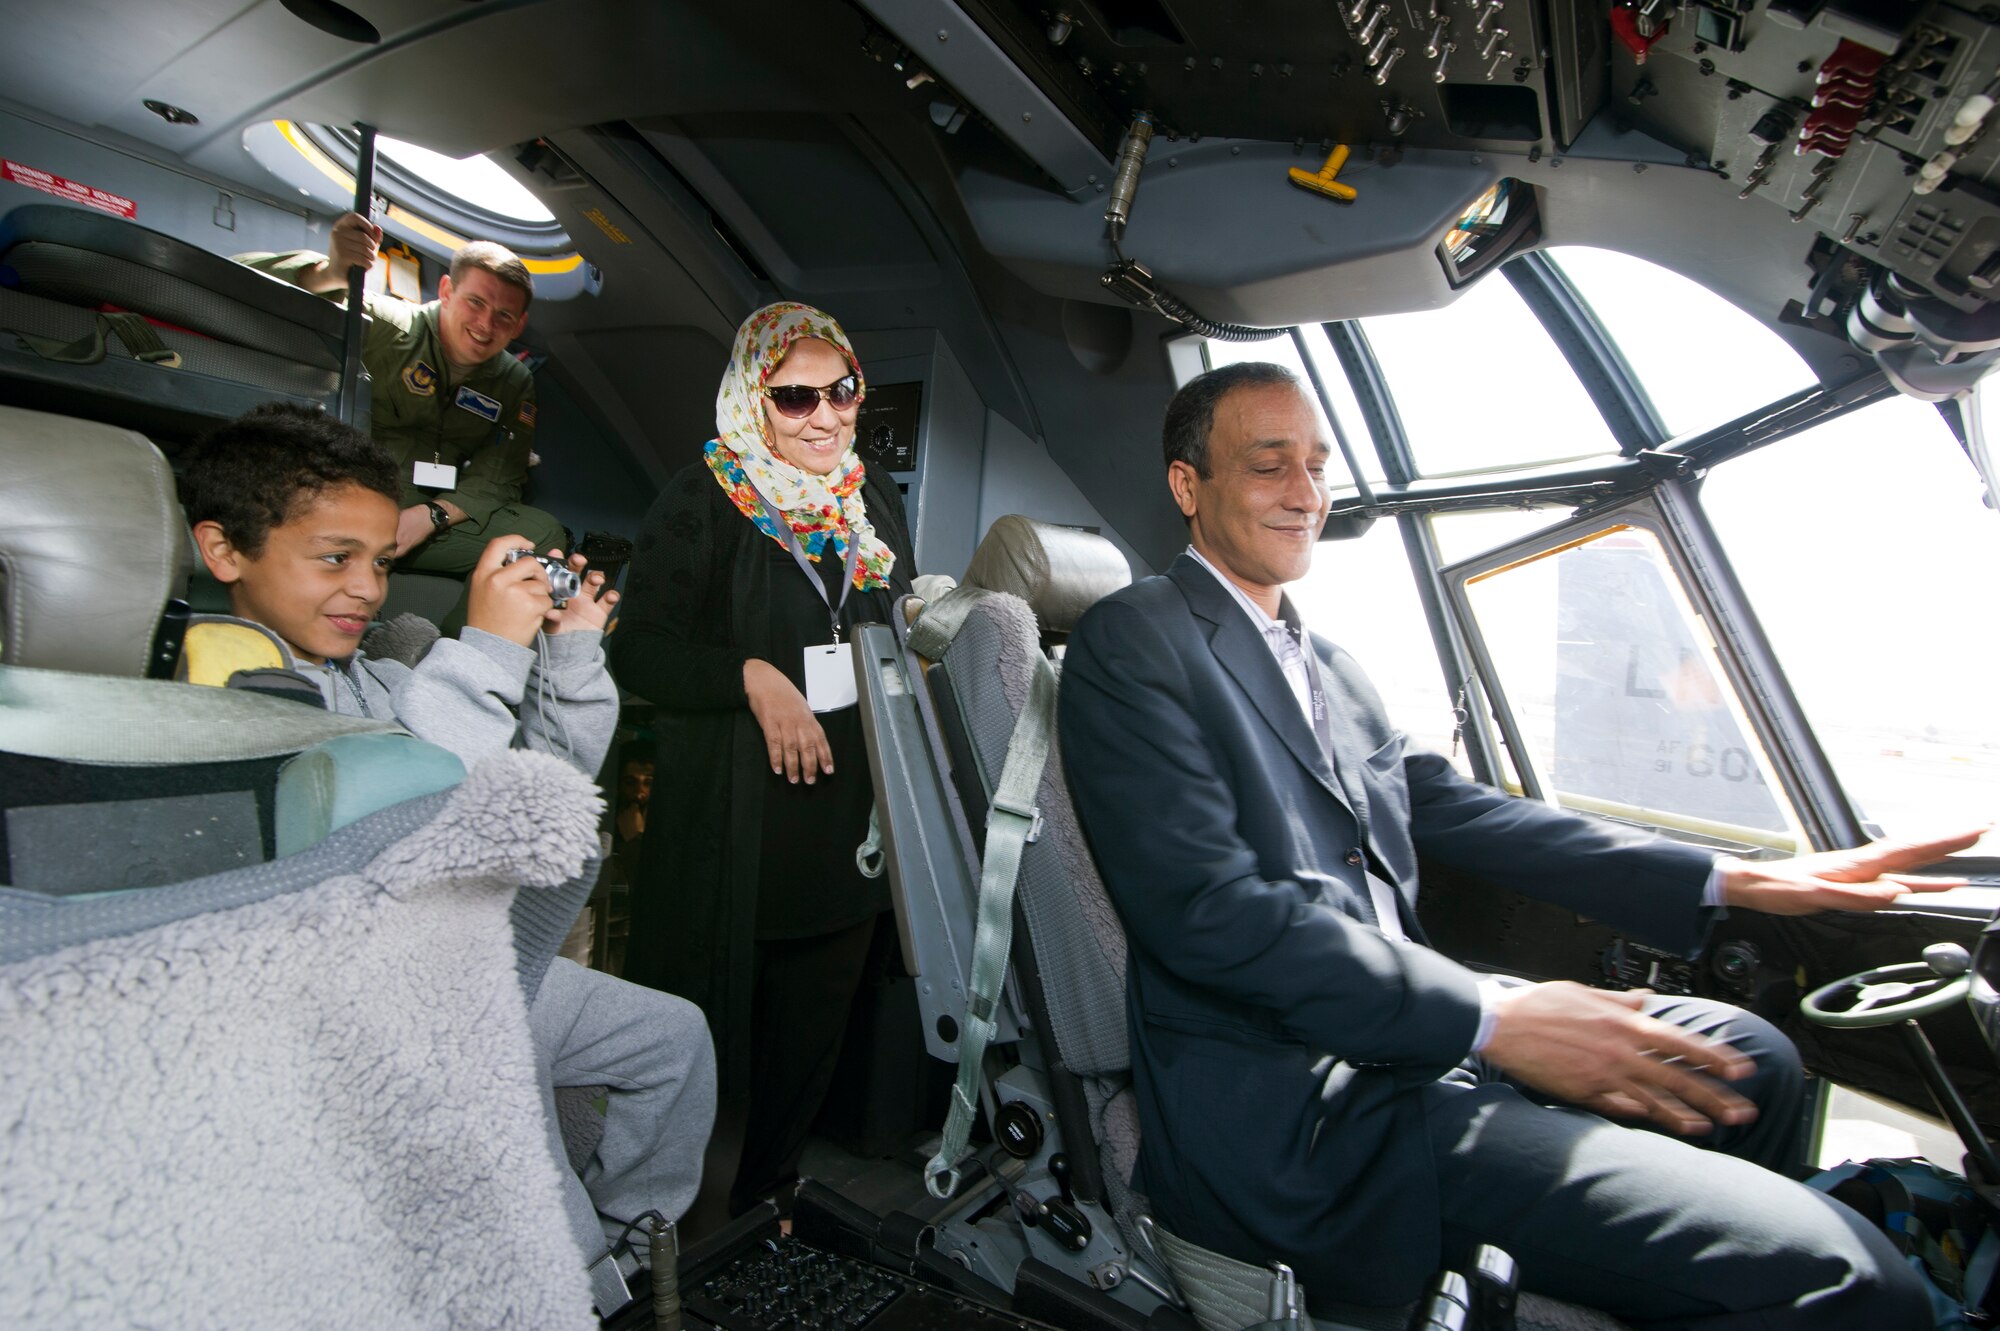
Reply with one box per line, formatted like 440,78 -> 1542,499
672,112 -> 937,281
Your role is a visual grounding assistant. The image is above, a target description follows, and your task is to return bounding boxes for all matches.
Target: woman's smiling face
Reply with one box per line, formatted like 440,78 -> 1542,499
762,337 -> 859,476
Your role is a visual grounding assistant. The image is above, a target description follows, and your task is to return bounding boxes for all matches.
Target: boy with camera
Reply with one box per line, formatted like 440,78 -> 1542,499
182,402 -> 617,759
178,403 -> 714,1309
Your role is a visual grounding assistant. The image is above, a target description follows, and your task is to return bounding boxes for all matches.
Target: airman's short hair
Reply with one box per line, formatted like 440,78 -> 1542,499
449,241 -> 533,310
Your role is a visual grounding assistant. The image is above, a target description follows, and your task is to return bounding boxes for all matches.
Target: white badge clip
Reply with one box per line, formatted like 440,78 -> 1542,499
804,643 -> 857,713
412,460 -> 458,490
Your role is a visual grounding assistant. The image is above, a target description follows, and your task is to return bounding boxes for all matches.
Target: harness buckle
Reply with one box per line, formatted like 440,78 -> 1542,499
990,794 -> 1043,843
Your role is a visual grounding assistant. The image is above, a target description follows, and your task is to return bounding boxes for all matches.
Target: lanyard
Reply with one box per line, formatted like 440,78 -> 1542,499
1285,603 -> 1395,933
748,476 -> 860,642
1279,598 -> 1333,761
1303,646 -> 1334,760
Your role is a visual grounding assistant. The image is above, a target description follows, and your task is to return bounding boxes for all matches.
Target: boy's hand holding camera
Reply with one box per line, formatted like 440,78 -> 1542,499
546,549 -> 617,635
467,535 -> 618,647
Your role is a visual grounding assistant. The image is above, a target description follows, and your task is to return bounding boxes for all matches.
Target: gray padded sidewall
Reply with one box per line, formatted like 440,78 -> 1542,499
0,288 -> 342,398
7,242 -> 341,368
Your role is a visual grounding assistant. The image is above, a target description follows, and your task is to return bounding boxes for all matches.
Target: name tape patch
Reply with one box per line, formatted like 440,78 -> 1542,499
455,385 -> 502,422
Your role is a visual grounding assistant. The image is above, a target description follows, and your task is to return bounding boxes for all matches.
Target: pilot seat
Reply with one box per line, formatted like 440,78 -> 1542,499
853,513 -> 1633,1331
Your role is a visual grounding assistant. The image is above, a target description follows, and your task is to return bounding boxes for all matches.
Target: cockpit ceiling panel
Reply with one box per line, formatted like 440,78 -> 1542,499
1,0 -> 829,166
268,2 -> 806,161
953,0 -> 1570,154
1,0 -> 339,131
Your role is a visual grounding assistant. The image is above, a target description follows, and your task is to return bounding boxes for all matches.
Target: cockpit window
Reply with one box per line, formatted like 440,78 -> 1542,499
1361,272 -> 1619,478
1296,517 -> 1463,769
1547,246 -> 1816,442
1429,509 -> 1561,566
283,123 -> 576,257
1451,517 -> 1803,848
1701,395 -> 2000,857
1200,326 -> 1381,491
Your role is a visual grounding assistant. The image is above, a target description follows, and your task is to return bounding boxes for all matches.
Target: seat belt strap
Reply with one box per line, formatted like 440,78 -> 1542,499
100,310 -> 180,365
905,584 -> 982,662
855,801 -> 886,879
13,311 -> 180,367
919,589 -> 1058,1199
1142,1217 -> 1315,1331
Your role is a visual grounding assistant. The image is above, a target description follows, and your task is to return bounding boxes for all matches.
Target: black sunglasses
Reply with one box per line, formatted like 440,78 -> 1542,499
763,374 -> 860,418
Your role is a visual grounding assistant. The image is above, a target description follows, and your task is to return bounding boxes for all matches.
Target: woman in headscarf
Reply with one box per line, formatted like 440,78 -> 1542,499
609,302 -> 915,1216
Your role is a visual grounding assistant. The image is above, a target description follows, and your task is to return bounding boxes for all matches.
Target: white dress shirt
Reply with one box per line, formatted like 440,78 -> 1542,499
1185,545 -> 1406,942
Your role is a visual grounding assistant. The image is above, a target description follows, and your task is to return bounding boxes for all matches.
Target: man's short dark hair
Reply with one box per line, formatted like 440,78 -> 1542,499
179,403 -> 400,557
450,241 -> 534,309
1162,361 -> 1304,478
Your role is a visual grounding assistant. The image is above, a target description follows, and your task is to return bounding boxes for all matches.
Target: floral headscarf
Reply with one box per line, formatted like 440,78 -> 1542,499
703,302 -> 896,590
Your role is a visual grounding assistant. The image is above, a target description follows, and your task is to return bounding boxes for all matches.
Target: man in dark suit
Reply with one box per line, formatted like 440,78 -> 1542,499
1058,361 -> 1979,1328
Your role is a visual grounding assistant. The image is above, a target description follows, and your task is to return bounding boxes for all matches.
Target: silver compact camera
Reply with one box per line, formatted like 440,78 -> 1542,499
503,549 -> 583,608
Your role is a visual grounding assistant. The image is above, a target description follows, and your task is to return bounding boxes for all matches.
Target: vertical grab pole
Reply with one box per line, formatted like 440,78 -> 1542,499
336,122 -> 378,426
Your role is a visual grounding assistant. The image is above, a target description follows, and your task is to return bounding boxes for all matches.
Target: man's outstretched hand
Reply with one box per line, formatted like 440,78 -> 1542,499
1479,828 -> 1988,1136
1720,828 -> 1987,915
1481,981 -> 1756,1136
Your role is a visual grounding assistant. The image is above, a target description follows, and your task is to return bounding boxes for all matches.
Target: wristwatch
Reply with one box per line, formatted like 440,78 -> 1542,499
425,500 -> 451,533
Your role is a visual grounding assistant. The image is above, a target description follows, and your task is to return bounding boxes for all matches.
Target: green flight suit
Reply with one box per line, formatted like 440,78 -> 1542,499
235,251 -> 567,575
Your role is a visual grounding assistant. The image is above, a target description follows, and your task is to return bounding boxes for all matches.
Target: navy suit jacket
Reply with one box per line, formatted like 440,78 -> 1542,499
1057,554 -> 1719,1304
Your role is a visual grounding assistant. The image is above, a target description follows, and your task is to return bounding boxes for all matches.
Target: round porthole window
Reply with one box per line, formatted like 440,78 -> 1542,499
244,120 -> 598,300
299,123 -> 571,253
372,135 -> 555,226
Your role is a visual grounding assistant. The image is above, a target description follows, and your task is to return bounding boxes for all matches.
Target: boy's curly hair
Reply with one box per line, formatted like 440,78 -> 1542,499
178,403 -> 401,556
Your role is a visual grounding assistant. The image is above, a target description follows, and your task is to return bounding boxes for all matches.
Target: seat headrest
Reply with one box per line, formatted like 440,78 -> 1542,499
0,404 -> 189,676
962,515 -> 1131,635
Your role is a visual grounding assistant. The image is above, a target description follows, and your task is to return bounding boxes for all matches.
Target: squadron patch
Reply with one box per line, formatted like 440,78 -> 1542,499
455,385 -> 502,422
517,400 -> 537,427
402,360 -> 439,397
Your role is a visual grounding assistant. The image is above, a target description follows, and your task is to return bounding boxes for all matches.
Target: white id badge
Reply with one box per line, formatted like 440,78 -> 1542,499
412,460 -> 458,489
804,642 -> 857,713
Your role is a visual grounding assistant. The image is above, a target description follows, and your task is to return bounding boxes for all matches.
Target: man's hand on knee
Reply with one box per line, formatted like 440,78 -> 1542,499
1483,981 -> 1758,1136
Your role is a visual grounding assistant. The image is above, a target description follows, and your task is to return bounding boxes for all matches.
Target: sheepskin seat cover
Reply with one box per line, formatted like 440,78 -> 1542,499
0,749 -> 602,1330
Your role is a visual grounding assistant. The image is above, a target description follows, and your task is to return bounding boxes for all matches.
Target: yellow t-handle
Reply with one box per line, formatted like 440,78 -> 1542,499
1287,144 -> 1357,201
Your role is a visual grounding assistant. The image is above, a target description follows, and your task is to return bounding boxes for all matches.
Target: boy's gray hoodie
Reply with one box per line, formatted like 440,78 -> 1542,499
304,626 -> 618,778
